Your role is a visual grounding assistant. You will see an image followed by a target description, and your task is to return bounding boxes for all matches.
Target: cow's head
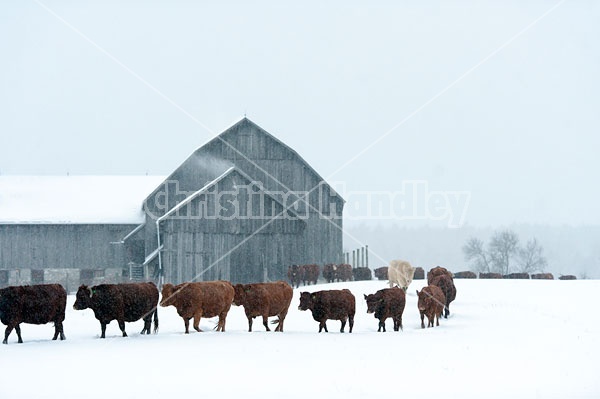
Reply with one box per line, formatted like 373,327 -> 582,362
416,290 -> 427,312
298,292 -> 314,311
160,284 -> 176,307
73,285 -> 93,310
364,293 -> 382,314
232,284 -> 246,306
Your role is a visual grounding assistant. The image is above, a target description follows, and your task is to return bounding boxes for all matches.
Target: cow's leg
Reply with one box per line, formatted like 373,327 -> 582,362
52,321 -> 64,340
193,311 -> 203,332
183,317 -> 190,334
379,320 -> 385,332
118,319 -> 127,337
348,314 -> 354,333
262,314 -> 270,332
436,312 -> 440,327
247,317 -> 253,332
217,312 -> 227,332
340,318 -> 346,333
3,324 -> 14,344
420,313 -> 425,329
319,321 -> 328,333
15,324 -> 23,343
100,321 -> 107,338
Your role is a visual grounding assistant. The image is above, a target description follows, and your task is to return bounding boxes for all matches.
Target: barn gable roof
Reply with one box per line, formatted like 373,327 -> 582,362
143,117 -> 344,215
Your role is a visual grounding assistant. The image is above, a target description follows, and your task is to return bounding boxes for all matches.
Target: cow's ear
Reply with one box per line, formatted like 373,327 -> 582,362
363,294 -> 368,300
89,287 -> 94,298
416,290 -> 419,295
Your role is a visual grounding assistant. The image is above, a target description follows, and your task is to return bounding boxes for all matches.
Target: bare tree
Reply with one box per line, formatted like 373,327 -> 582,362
462,238 -> 491,272
517,238 -> 547,273
488,230 -> 520,275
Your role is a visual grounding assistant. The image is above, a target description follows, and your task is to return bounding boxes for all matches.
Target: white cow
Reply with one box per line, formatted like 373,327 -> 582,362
388,260 -> 416,291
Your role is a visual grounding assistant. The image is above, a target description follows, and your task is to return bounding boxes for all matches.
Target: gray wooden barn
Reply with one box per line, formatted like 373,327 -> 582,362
0,118 -> 345,289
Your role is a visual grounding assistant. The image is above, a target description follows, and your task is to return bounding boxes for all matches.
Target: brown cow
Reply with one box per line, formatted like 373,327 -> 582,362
479,272 -> 503,279
454,271 -> 477,279
233,281 -> 293,332
0,284 -> 66,344
416,285 -> 445,328
160,281 -> 234,333
287,265 -> 302,288
559,275 -> 577,280
322,264 -> 335,283
374,267 -> 388,281
414,267 -> 425,280
430,274 -> 457,318
298,289 -> 355,333
353,267 -> 372,281
364,287 -> 405,332
336,264 -> 353,282
427,266 -> 453,284
301,264 -> 320,286
531,273 -> 554,280
74,282 -> 159,338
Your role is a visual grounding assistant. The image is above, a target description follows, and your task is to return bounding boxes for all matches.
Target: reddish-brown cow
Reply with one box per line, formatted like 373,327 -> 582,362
427,266 -> 453,284
301,264 -> 320,286
416,285 -> 445,328
298,289 -> 355,333
364,287 -> 405,332
233,281 -> 293,332
0,284 -> 66,344
160,281 -> 234,333
430,274 -> 457,318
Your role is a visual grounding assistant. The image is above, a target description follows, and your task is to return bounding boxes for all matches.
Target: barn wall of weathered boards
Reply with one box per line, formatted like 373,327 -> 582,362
0,118 -> 345,289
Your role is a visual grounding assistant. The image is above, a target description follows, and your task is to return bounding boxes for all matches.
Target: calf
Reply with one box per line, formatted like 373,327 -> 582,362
0,284 -> 66,344
298,289 -> 355,333
416,285 -> 446,328
427,266 -> 453,284
160,281 -> 234,333
74,282 -> 159,338
430,274 -> 457,318
364,287 -> 405,332
388,260 -> 415,291
233,281 -> 293,332
454,271 -> 477,279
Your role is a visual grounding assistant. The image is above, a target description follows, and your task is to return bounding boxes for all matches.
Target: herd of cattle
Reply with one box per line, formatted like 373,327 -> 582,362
0,261 -> 573,344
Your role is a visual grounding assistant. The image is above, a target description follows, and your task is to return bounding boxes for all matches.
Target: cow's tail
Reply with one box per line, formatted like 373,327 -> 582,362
153,307 -> 159,334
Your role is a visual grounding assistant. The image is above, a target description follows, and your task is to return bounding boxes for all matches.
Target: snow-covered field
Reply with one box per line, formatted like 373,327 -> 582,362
1,279 -> 598,399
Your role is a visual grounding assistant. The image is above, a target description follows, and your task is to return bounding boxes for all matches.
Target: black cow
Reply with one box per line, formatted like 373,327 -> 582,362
0,284 -> 66,344
73,282 -> 159,338
298,289 -> 355,333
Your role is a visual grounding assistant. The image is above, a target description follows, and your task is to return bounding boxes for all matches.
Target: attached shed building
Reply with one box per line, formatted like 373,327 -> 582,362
0,118 -> 344,289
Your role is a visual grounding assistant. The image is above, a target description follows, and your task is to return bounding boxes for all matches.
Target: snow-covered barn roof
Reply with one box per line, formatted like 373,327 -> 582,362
0,175 -> 165,224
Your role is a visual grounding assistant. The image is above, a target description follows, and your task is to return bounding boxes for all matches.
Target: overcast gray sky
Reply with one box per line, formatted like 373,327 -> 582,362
1,0 -> 598,227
